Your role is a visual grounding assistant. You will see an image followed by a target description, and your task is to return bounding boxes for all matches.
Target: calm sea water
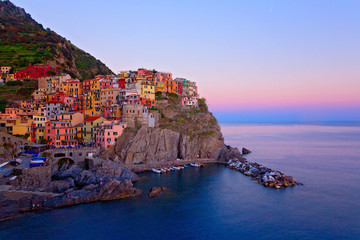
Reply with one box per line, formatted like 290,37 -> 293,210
1,122 -> 360,239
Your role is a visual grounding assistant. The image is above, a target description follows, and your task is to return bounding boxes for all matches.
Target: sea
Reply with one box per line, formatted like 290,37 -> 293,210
1,122 -> 360,240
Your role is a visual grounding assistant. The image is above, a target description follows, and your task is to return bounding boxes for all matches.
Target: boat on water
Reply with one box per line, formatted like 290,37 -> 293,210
173,166 -> 181,170
190,163 -> 200,167
161,169 -> 166,173
184,165 -> 188,168
152,169 -> 162,174
179,166 -> 185,169
170,167 -> 175,171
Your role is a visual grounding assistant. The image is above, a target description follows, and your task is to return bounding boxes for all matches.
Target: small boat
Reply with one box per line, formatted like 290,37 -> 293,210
179,166 -> 185,169
184,165 -> 188,168
0,162 -> 9,168
9,176 -> 17,181
190,163 -> 200,167
152,169 -> 162,174
30,162 -> 45,167
161,169 -> 166,173
30,159 -> 44,164
173,166 -> 181,170
170,167 -> 175,171
32,157 -> 46,160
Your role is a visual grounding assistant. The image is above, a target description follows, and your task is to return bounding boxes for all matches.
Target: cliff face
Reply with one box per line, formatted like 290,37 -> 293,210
106,94 -> 242,166
0,1 -> 113,79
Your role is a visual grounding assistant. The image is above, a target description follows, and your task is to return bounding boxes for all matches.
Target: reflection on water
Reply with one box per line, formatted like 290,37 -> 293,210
1,122 -> 360,240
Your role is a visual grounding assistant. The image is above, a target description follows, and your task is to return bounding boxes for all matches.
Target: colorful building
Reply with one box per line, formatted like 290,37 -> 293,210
83,116 -> 106,143
99,79 -> 113,89
14,64 -> 58,79
102,104 -> 122,120
45,120 -> 77,146
182,96 -> 198,108
95,121 -> 127,148
100,88 -> 119,106
83,79 -> 100,92
140,81 -> 155,100
62,79 -> 83,97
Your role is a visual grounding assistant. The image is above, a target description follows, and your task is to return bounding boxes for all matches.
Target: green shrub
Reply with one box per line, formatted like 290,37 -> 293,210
5,80 -> 22,86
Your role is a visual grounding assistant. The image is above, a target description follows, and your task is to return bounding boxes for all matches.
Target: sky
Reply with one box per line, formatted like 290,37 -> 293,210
10,0 -> 360,121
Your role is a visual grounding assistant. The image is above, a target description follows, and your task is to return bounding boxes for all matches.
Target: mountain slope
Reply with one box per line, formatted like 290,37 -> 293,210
0,1 -> 113,79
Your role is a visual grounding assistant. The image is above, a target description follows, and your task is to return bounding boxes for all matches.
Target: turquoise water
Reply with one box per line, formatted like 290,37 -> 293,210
1,122 -> 360,239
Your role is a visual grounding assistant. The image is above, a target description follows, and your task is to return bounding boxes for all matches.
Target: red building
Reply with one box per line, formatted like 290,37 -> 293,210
14,64 -> 58,79
141,98 -> 156,109
70,95 -> 85,114
118,78 -> 126,89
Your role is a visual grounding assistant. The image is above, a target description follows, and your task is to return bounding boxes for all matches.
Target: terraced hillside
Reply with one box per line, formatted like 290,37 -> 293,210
0,1 -> 114,79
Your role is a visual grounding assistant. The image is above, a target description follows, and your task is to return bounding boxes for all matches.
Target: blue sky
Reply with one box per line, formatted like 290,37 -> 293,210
10,0 -> 360,121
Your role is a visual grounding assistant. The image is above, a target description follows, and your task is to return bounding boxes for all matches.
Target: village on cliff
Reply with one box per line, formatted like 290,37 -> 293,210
0,64 -> 199,149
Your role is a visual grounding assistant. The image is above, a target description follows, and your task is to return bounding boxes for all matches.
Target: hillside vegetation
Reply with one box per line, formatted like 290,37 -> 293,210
0,1 -> 113,79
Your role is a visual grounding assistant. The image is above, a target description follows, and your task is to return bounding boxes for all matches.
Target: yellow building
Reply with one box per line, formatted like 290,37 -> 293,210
90,79 -> 99,91
36,127 -> 46,143
32,115 -> 48,128
75,124 -> 84,143
62,79 -> 83,97
155,81 -> 166,93
85,91 -> 101,116
118,71 -> 128,78
83,116 -> 106,143
140,81 -> 155,100
0,118 -> 21,134
5,74 -> 14,81
12,120 -> 32,138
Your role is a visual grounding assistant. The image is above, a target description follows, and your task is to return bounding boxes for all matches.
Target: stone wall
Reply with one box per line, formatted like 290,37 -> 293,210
11,166 -> 51,191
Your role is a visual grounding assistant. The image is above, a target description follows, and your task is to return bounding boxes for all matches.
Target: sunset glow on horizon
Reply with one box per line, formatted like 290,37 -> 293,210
11,0 -> 360,121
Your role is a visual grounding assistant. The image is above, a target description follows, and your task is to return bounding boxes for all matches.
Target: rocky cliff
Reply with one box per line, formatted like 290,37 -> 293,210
104,93 -> 243,167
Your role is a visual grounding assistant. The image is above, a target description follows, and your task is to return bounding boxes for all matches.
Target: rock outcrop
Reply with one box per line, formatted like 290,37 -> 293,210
227,159 -> 301,188
106,95 -> 242,166
148,186 -> 167,197
0,156 -> 140,220
242,148 -> 252,154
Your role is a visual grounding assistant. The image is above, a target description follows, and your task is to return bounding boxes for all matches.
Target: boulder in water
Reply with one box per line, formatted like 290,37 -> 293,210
242,148 -> 252,154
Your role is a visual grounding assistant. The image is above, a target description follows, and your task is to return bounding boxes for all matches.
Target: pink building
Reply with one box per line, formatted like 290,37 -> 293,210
99,79 -> 113,89
137,68 -> 147,75
64,97 -> 75,108
4,108 -> 19,118
155,72 -> 172,82
45,120 -> 77,146
95,121 -> 127,148
182,96 -> 198,108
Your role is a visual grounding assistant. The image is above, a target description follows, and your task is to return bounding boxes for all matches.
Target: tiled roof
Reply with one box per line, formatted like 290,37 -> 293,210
84,116 -> 101,122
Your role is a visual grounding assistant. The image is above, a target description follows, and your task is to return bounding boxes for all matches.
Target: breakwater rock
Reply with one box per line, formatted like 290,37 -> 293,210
148,186 -> 168,197
227,159 -> 301,189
